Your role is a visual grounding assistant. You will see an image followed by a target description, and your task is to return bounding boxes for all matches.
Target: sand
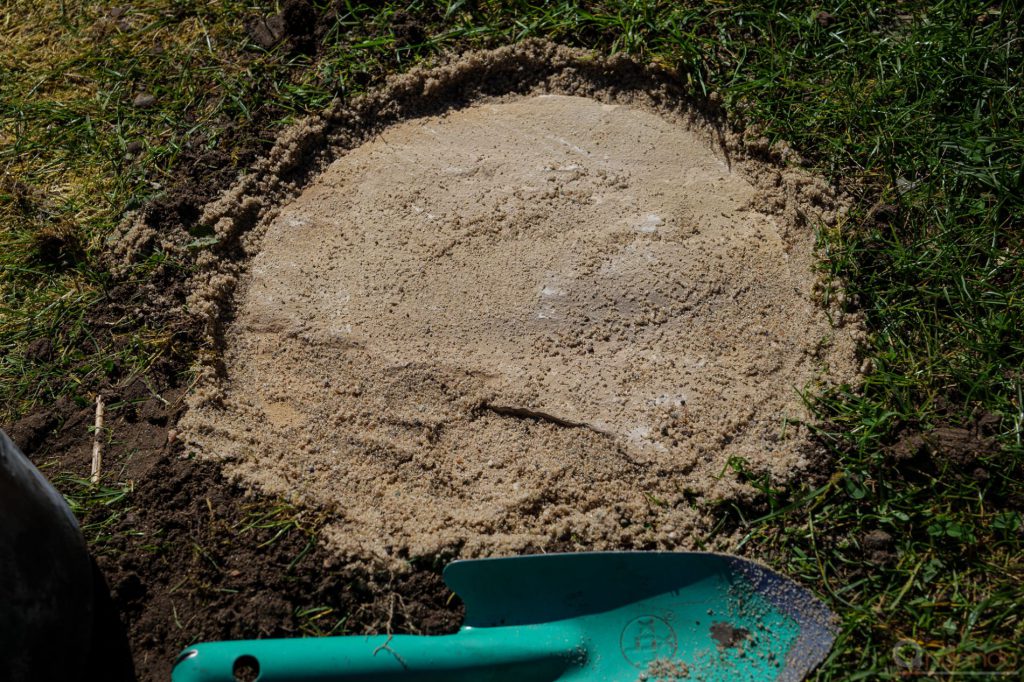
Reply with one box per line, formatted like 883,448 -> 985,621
175,46 -> 861,568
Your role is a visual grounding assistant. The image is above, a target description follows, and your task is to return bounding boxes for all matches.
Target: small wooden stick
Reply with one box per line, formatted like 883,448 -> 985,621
90,395 -> 104,484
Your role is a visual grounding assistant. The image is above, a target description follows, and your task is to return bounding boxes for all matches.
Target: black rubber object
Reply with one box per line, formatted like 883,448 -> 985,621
0,429 -> 93,682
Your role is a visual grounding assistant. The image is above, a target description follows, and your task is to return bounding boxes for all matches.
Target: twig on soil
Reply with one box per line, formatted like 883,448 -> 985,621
90,394 -> 104,484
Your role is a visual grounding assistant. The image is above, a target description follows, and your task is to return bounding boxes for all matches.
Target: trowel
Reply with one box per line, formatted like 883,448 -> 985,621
172,551 -> 836,681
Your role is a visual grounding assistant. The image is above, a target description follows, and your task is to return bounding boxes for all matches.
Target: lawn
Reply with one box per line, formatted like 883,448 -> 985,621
2,1 -> 1021,678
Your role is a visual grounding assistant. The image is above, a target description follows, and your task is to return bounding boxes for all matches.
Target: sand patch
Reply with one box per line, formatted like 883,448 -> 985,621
179,50 -> 859,568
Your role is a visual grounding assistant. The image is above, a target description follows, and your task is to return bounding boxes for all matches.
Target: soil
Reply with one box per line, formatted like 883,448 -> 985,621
245,0 -> 318,54
6,377 -> 461,682
889,425 -> 995,470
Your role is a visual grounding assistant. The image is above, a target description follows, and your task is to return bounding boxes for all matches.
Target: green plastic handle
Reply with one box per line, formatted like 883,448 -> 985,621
172,626 -> 584,682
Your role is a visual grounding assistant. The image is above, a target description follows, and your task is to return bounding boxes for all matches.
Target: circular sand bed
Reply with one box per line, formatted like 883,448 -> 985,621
178,47 -> 859,567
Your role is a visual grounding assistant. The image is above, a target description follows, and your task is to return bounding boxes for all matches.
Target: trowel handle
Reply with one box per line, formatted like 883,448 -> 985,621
171,628 -> 580,682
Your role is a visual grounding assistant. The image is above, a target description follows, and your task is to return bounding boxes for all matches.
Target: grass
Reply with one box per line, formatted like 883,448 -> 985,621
2,0 -> 1022,678
51,472 -> 138,553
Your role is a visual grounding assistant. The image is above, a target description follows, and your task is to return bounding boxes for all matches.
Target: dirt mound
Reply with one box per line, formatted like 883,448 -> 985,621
174,44 -> 861,568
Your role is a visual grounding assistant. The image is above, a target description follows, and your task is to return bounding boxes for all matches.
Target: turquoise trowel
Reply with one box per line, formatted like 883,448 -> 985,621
172,552 -> 836,681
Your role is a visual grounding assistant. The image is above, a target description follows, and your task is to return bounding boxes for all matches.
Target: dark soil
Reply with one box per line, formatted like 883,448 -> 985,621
6,370 -> 462,682
888,418 -> 999,475
245,0 -> 320,54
